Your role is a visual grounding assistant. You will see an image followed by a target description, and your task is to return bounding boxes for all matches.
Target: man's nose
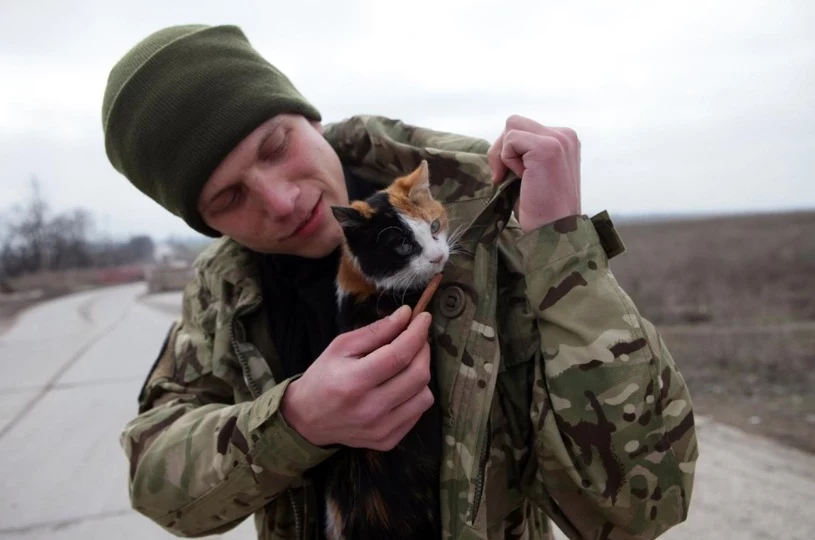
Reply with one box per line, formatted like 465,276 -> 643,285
248,172 -> 299,219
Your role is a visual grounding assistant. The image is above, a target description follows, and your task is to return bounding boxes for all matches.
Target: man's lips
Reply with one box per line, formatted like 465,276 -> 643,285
281,195 -> 321,240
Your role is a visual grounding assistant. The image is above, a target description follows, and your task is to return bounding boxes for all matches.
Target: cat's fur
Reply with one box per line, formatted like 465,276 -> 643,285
323,161 -> 451,540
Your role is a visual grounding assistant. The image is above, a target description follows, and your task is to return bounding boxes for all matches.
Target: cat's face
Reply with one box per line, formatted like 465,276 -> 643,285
331,161 -> 450,291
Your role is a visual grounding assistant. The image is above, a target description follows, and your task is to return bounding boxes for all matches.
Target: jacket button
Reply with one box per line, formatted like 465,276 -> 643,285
439,286 -> 466,318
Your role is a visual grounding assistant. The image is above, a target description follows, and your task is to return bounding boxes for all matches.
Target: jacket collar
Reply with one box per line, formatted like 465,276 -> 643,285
199,115 -> 520,305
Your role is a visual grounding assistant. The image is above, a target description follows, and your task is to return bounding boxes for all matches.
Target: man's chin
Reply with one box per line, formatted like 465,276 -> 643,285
298,225 -> 344,258
297,241 -> 341,259
266,238 -> 343,259
234,224 -> 343,258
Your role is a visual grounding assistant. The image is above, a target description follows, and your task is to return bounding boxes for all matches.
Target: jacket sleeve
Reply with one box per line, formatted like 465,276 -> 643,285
119,270 -> 336,537
513,212 -> 698,540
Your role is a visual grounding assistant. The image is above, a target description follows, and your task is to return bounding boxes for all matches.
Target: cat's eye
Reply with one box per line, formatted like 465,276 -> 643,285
430,219 -> 440,234
394,241 -> 412,256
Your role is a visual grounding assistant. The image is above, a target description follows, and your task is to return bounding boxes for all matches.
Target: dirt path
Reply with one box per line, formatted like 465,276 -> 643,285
660,416 -> 815,539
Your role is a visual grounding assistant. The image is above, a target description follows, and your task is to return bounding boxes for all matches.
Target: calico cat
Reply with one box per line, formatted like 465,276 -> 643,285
323,160 -> 451,540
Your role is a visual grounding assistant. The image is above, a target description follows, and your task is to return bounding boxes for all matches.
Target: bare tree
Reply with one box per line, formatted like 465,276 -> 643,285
45,208 -> 94,270
0,175 -> 156,279
0,177 -> 50,274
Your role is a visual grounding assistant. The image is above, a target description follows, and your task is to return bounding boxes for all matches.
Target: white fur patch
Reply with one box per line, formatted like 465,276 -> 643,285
335,288 -> 348,311
324,498 -> 345,540
372,215 -> 449,291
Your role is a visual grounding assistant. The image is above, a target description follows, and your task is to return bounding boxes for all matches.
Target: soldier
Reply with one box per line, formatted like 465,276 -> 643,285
103,24 -> 698,540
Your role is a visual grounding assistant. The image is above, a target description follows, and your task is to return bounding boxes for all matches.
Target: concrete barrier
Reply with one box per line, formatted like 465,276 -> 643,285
145,265 -> 194,293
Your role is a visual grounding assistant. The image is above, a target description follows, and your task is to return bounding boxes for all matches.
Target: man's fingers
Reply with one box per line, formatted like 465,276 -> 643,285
503,131 -> 567,171
336,304 -> 411,357
505,114 -> 547,136
386,386 -> 434,434
504,116 -> 579,162
487,130 -> 508,182
491,117 -> 580,186
499,136 -> 525,180
355,312 -> 432,388
500,130 -> 554,179
504,115 -> 576,148
363,387 -> 434,451
372,340 -> 431,409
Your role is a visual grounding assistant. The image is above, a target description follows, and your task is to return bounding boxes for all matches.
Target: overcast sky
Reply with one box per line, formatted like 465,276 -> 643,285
1,0 -> 813,241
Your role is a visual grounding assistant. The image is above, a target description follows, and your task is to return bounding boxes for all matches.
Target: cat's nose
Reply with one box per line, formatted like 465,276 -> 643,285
429,254 -> 443,264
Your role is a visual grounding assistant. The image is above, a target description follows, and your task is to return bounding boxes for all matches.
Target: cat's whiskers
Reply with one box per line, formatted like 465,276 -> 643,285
448,246 -> 471,259
399,273 -> 421,305
374,289 -> 387,314
447,222 -> 467,245
393,272 -> 414,297
445,223 -> 468,253
374,270 -> 423,307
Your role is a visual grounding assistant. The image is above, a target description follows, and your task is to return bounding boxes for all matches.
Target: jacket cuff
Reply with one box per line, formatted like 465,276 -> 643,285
516,211 -> 625,273
248,377 -> 337,472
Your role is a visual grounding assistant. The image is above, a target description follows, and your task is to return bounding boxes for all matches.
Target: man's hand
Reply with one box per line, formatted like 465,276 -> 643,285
280,305 -> 433,451
487,115 -> 582,232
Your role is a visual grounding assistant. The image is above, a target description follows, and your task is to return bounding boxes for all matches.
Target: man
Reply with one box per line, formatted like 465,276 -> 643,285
103,24 -> 698,540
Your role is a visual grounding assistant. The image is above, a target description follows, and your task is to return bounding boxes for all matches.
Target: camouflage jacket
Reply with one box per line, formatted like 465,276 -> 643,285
121,115 -> 698,540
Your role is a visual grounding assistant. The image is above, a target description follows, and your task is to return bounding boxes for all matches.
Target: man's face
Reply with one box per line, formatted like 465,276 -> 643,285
198,114 -> 348,257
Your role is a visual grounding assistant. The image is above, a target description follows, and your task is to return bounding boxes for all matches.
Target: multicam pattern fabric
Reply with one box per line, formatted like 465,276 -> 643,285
121,115 -> 698,540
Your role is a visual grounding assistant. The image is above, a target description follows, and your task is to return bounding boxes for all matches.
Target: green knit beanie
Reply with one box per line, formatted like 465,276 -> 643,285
102,24 -> 322,237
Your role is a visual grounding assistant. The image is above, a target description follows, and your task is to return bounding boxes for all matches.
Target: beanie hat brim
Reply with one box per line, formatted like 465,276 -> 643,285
103,25 -> 321,237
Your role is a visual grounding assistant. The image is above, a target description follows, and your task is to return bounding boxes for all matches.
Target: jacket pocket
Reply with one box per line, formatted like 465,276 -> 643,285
430,258 -> 478,426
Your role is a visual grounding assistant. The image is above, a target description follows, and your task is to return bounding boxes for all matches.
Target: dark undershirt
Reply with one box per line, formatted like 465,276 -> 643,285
258,167 -> 378,538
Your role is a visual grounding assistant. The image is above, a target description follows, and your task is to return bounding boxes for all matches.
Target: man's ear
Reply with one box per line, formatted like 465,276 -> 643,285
331,206 -> 364,229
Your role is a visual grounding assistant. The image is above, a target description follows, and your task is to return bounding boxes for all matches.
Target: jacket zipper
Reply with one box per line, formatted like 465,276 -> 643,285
288,490 -> 303,539
229,303 -> 304,539
459,180 -> 514,529
229,306 -> 262,399
469,420 -> 490,524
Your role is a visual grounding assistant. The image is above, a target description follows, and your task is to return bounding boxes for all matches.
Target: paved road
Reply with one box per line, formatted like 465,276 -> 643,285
0,284 -> 813,539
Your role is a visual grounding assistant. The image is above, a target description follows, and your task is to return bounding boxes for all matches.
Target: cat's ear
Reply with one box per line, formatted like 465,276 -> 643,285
331,206 -> 364,229
408,160 -> 431,203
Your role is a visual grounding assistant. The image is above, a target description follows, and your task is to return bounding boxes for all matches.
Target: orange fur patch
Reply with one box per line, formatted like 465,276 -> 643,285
365,450 -> 384,472
388,161 -> 448,229
365,490 -> 391,529
336,252 -> 376,300
350,200 -> 374,218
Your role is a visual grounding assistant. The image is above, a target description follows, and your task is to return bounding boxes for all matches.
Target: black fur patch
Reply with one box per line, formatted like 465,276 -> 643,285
334,193 -> 420,281
326,189 -> 444,540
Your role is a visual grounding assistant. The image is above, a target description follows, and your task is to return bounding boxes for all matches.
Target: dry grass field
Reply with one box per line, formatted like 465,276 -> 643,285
609,210 -> 815,453
2,210 -> 813,453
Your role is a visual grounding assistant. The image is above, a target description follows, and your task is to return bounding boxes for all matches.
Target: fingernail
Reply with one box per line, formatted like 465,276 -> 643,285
390,305 -> 410,320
